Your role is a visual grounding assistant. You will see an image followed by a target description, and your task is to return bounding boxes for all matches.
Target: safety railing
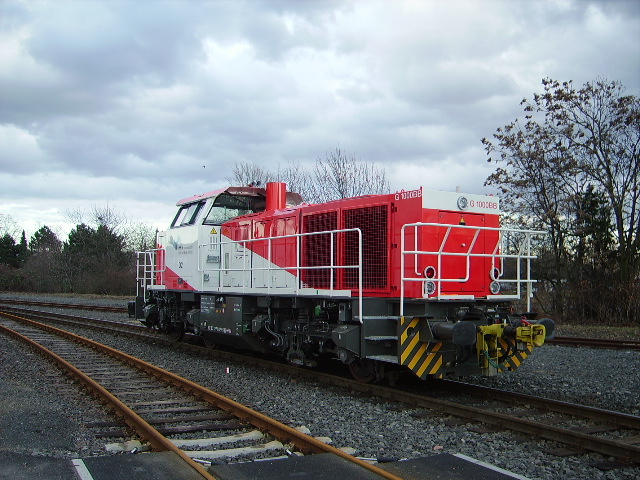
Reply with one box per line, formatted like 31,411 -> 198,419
135,248 -> 165,297
200,228 -> 364,321
137,229 -> 364,323
400,223 -> 544,316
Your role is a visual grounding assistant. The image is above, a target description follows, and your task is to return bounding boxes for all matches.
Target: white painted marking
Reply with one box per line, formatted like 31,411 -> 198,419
71,459 -> 95,480
453,453 -> 531,480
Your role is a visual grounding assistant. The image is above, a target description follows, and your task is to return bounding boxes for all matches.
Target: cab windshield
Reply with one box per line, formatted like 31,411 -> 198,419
203,193 -> 266,225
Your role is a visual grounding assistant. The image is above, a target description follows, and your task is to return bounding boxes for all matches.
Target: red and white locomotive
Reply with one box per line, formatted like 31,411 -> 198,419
132,182 -> 553,381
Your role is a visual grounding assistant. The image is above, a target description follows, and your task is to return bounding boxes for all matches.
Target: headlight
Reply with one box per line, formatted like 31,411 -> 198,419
424,266 -> 436,279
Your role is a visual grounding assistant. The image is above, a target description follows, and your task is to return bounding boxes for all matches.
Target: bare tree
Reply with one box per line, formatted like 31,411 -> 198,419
68,204 -> 128,233
64,204 -> 149,294
309,147 -> 390,203
228,160 -> 274,187
227,148 -> 390,204
123,222 -> 157,252
0,214 -> 21,240
483,78 -> 639,323
273,160 -> 316,201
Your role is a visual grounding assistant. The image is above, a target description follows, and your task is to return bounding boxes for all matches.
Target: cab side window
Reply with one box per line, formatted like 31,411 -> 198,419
171,201 -> 206,228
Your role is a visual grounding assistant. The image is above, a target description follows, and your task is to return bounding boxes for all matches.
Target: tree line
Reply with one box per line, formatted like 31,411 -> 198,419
0,207 -> 156,295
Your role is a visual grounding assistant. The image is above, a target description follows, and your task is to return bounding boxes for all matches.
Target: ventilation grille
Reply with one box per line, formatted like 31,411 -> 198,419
302,211 -> 338,289
342,205 -> 388,290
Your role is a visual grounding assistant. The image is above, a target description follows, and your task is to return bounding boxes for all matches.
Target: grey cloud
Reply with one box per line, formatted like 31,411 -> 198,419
0,0 -> 31,31
0,0 -> 638,235
26,2 -> 200,83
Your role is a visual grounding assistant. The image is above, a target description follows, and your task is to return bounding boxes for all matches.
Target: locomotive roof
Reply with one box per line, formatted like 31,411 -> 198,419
177,185 -> 303,207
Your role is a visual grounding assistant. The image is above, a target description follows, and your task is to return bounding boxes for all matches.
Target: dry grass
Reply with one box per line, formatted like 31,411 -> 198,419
557,323 -> 640,340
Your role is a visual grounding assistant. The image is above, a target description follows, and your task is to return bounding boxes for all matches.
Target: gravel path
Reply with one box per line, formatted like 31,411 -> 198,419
1,293 -> 639,480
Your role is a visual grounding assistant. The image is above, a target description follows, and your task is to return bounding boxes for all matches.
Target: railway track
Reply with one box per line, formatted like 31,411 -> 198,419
546,336 -> 640,350
0,298 -> 128,313
430,379 -> 640,460
347,381 -> 640,464
2,302 -> 639,467
0,311 -> 403,480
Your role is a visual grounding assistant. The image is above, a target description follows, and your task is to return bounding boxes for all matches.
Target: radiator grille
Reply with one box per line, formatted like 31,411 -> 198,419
343,205 -> 388,290
301,211 -> 338,289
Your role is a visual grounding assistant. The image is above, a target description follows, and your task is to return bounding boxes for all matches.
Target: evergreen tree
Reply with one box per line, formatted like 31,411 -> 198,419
0,234 -> 17,267
25,226 -> 62,291
30,226 -> 62,253
16,230 -> 29,267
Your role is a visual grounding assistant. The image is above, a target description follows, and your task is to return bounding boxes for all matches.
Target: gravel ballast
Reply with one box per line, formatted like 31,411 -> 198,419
1,293 -> 639,480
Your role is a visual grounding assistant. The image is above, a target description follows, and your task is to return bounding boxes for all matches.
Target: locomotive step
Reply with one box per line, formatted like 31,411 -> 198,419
366,355 -> 400,364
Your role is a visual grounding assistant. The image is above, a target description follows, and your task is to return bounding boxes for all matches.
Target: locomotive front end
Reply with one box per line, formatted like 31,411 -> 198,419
393,189 -> 554,379
398,312 -> 552,379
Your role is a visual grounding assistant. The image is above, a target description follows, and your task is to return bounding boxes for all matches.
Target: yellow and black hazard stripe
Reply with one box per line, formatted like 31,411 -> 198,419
497,337 -> 532,371
399,316 -> 445,379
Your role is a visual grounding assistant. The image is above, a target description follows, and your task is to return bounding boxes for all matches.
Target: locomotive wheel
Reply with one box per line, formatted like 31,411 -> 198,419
167,323 -> 185,342
202,334 -> 218,349
348,358 -> 376,383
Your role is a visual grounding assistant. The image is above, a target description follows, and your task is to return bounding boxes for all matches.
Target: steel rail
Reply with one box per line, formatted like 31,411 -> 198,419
0,311 -> 404,480
548,336 -> 640,350
0,320 -> 216,480
0,298 -> 127,313
0,304 -> 150,334
436,379 -> 640,429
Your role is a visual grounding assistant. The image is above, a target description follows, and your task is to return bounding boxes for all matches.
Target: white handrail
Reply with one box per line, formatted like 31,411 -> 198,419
400,223 -> 544,316
138,228 -> 364,323
135,248 -> 165,297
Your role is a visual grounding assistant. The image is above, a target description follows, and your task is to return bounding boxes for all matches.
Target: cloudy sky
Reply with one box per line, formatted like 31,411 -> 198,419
1,0 -> 638,239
